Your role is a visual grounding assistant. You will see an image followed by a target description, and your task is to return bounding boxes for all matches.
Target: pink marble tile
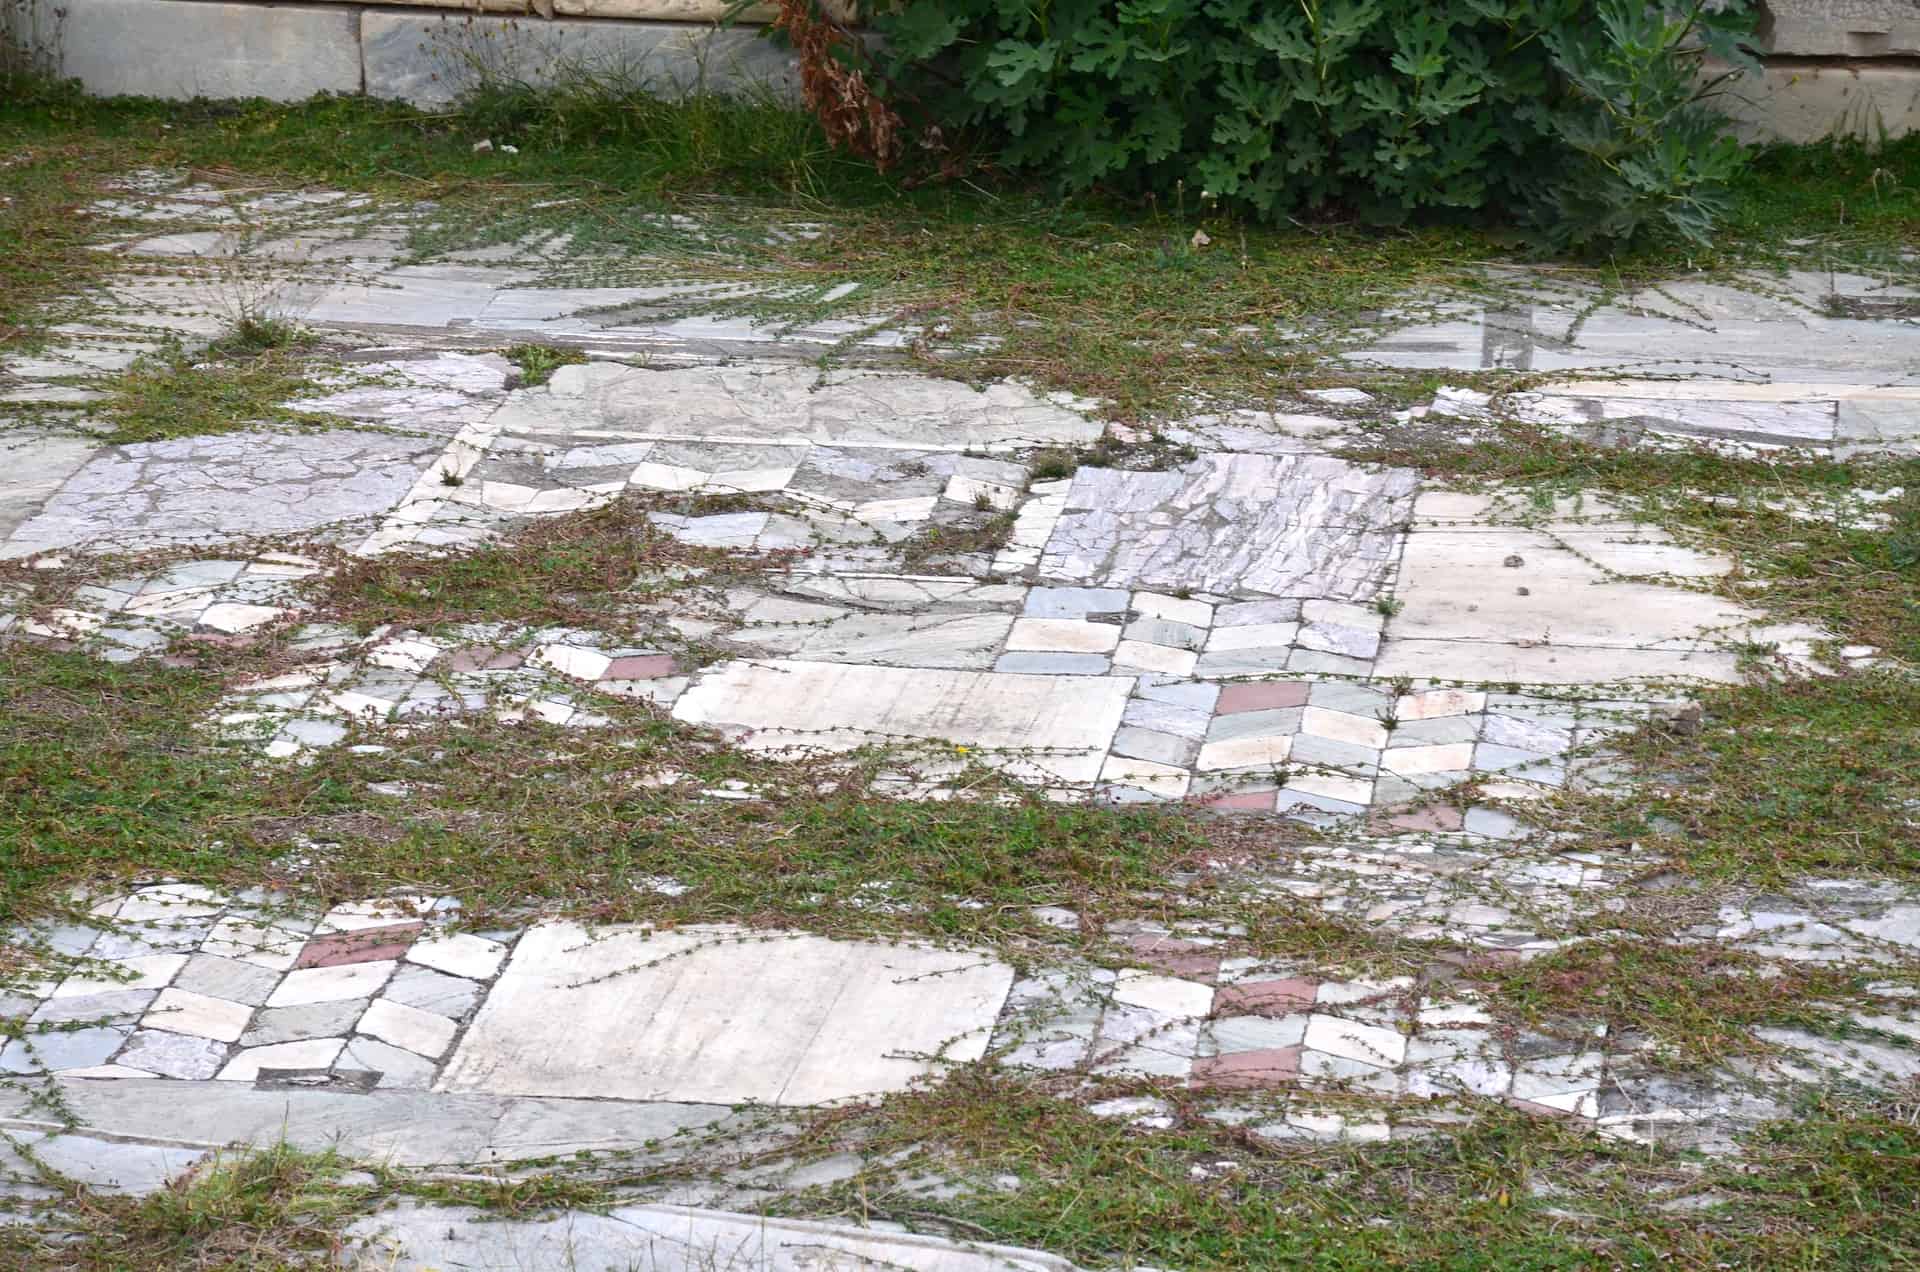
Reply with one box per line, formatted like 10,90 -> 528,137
1125,935 -> 1222,982
1216,682 -> 1310,714
294,922 -> 422,969
1509,1098 -> 1576,1119
1191,1046 -> 1301,1089
445,645 -> 524,672
603,655 -> 677,680
1215,978 -> 1318,1016
1196,789 -> 1278,811
1385,804 -> 1464,832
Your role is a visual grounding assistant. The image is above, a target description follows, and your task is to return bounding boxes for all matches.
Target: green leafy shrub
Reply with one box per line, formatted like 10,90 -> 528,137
812,0 -> 1759,250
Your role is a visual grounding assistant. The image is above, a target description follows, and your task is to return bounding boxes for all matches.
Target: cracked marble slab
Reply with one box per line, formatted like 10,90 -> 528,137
1038,454 -> 1416,600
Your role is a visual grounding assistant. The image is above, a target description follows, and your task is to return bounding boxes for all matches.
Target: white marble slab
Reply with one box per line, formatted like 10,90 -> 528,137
437,923 -> 1014,1105
672,659 -> 1131,783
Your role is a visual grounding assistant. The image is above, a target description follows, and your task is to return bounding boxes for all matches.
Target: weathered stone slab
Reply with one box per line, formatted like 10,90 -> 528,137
58,0 -> 361,101
1038,454 -> 1414,600
673,659 -> 1131,782
487,363 -> 1101,451
344,1200 -> 1079,1271
438,923 -> 1014,1105
363,12 -> 803,109
1761,0 -> 1920,56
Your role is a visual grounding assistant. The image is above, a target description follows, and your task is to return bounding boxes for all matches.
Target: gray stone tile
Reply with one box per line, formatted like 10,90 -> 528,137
9,1132 -> 204,1195
1479,715 -> 1574,753
173,954 -> 282,1007
0,1026 -> 130,1073
1123,617 -> 1206,651
1286,649 -> 1374,676
27,989 -> 155,1025
1120,697 -> 1211,739
1387,716 -> 1480,746
240,999 -> 368,1047
1109,727 -> 1199,768
340,1036 -> 438,1090
1286,733 -> 1381,773
1194,648 -> 1293,679
1307,681 -> 1394,714
117,1029 -> 228,1079
383,966 -> 483,1021
1135,678 -> 1220,712
1207,707 -> 1305,742
1214,600 -> 1303,627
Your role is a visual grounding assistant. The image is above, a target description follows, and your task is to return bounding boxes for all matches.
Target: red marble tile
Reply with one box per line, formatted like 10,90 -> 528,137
1215,978 -> 1318,1016
1191,1046 -> 1301,1089
1386,803 -> 1464,832
444,645 -> 523,672
1215,681 -> 1310,714
604,655 -> 677,680
294,922 -> 422,969
1126,935 -> 1222,982
1196,789 -> 1277,811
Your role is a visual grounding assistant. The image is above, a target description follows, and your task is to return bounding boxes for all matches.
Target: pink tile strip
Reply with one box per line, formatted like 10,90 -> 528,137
294,922 -> 423,969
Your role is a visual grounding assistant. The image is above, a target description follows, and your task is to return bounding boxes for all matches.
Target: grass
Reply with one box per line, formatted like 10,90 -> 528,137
94,337 -> 334,446
0,1141 -> 374,1270
504,341 -> 586,387
308,493 -> 773,636
2,78 -> 1917,418
769,1072 -> 1920,1269
1468,939 -> 1867,1067
0,640 -> 1216,941
1561,675 -> 1920,884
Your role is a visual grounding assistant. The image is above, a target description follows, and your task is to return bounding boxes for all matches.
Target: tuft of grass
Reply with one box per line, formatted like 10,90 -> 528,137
1468,939 -> 1864,1067
771,1070 -> 1920,1268
0,638 -> 1216,941
95,341 -> 331,446
1,1141 -> 376,1270
896,512 -> 1016,570
504,341 -> 586,387
1573,675 -> 1920,884
309,493 -> 782,634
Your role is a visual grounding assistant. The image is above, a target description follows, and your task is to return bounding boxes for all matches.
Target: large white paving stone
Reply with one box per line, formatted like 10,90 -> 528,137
437,923 -> 1014,1105
672,660 -> 1131,784
485,363 -> 1102,450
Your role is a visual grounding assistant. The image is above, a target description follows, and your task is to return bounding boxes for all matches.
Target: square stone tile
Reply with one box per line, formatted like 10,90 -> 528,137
405,932 -> 507,981
266,961 -> 397,1008
173,954 -> 282,1007
438,923 -> 1014,1106
358,998 -> 457,1059
1191,1046 -> 1302,1088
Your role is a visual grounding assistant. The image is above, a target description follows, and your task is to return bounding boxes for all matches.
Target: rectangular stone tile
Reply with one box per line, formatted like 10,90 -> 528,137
1022,587 -> 1132,619
144,989 -> 252,1043
1205,708 -> 1304,742
1120,698 -> 1211,740
1123,616 -> 1206,651
673,660 -> 1131,784
1099,755 -> 1191,799
1196,734 -> 1292,772
1194,648 -> 1293,679
438,923 -> 1013,1106
1006,617 -> 1120,653
1130,592 -> 1213,627
1112,640 -> 1198,677
1109,727 -> 1199,768
1300,706 -> 1389,749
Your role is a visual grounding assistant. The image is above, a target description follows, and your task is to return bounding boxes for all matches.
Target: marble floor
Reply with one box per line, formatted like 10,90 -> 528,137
2,172 -> 1917,1232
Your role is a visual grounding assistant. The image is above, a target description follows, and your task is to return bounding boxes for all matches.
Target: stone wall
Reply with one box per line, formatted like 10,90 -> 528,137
50,1 -> 802,104
37,0 -> 1920,142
